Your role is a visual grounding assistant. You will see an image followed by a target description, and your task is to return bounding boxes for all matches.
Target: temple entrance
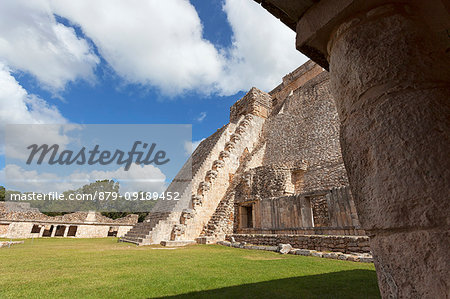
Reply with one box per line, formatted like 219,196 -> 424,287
240,204 -> 253,228
67,226 -> 78,237
42,225 -> 53,237
107,227 -> 118,237
55,225 -> 66,237
30,224 -> 41,234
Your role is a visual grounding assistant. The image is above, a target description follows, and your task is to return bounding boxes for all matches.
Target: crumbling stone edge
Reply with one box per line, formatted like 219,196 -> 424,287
0,241 -> 24,248
216,241 -> 373,263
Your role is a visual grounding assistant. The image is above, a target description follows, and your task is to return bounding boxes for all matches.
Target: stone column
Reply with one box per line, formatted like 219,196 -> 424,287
38,225 -> 45,238
300,197 -> 313,227
50,226 -> 56,237
63,226 -> 69,237
326,3 -> 449,298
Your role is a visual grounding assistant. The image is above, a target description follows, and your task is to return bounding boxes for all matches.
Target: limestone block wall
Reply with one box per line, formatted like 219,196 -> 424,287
270,61 -> 324,112
230,87 -> 272,122
262,72 -> 348,193
121,88 -> 273,245
257,195 -> 310,229
201,63 -> 360,240
0,203 -> 138,239
234,186 -> 363,236
327,187 -> 360,228
234,166 -> 297,202
311,196 -> 330,227
0,203 -> 138,225
116,226 -> 134,238
150,124 -> 233,215
76,225 -> 111,238
179,114 -> 265,241
5,222 -> 34,239
131,122 -> 239,245
201,191 -> 235,239
1,221 -> 134,239
237,227 -> 365,236
0,223 -> 8,237
227,234 -> 371,254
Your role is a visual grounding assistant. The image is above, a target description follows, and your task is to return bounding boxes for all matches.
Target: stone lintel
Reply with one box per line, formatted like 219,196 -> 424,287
0,219 -> 135,226
253,0 -> 319,31
269,60 -> 324,101
255,0 -> 450,70
296,0 -> 450,70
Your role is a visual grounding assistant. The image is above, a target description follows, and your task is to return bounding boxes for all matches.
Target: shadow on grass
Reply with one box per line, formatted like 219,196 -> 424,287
157,269 -> 380,299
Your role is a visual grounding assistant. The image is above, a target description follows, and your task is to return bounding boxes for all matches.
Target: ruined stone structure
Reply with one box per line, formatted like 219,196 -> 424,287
0,202 -> 138,239
122,61 -> 368,253
253,0 -> 449,298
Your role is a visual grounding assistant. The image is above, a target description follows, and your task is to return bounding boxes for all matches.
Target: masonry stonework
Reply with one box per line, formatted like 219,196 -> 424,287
122,60 -> 366,255
227,234 -> 371,254
0,202 -> 138,239
253,1 -> 449,297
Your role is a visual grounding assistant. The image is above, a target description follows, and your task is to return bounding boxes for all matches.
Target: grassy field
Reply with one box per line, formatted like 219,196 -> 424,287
0,238 -> 380,298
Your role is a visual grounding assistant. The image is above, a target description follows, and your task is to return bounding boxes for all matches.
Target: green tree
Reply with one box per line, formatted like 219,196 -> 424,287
0,186 -> 5,201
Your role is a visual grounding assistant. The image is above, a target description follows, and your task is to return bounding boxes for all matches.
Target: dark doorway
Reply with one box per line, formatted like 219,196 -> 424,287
30,224 -> 41,234
107,227 -> 118,237
42,225 -> 53,237
55,225 -> 66,237
67,226 -> 78,237
246,205 -> 253,228
241,205 -> 253,228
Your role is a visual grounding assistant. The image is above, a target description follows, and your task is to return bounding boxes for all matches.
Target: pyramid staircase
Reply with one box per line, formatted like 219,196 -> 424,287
121,113 -> 264,245
118,212 -> 170,245
169,113 -> 264,243
120,87 -> 271,245
199,191 -> 235,242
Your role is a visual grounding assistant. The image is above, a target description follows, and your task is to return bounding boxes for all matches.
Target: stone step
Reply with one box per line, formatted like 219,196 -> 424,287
160,240 -> 196,247
140,113 -> 262,243
120,238 -> 140,245
123,233 -> 149,240
195,236 -> 215,244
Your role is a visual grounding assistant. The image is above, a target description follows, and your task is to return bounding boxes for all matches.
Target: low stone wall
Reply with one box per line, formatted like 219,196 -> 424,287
0,223 -> 8,237
226,233 -> 371,254
0,203 -> 138,225
1,221 -> 134,239
0,241 -> 24,248
237,226 -> 366,236
217,241 -> 373,263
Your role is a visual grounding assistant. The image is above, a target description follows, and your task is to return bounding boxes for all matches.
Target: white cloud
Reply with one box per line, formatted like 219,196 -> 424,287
184,138 -> 205,156
0,0 -> 307,97
0,0 -> 99,91
4,163 -> 166,194
0,63 -> 70,156
4,124 -> 84,161
70,163 -> 167,194
3,164 -> 74,193
46,0 -> 306,95
0,64 -> 67,125
49,0 -> 223,95
219,0 -> 308,94
196,112 -> 207,123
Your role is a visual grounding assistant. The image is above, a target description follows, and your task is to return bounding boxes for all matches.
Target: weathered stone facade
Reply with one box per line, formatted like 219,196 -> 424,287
252,1 -> 449,297
0,202 -> 138,239
226,234 -> 371,254
122,60 -> 365,253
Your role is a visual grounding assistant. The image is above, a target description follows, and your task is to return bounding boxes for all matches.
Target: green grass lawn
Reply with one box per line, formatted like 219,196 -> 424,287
0,238 -> 380,298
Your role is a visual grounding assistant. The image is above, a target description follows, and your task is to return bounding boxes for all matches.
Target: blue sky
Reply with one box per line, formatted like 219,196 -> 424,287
0,0 -> 307,191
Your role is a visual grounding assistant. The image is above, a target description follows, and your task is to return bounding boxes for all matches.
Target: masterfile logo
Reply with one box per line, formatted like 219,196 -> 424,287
26,141 -> 170,170
4,124 -> 191,212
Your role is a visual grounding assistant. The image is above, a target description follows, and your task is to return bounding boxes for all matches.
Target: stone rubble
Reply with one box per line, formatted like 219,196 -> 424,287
0,241 -> 24,248
217,241 -> 373,263
278,243 -> 293,254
